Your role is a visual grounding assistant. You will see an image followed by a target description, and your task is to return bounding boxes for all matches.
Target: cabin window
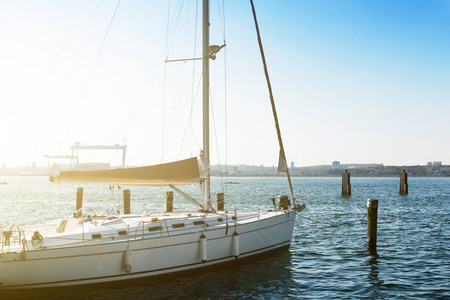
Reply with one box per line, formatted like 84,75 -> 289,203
172,223 -> 185,229
118,231 -> 127,236
148,226 -> 162,232
91,234 -> 102,239
193,220 -> 205,226
217,218 -> 223,222
232,216 -> 237,220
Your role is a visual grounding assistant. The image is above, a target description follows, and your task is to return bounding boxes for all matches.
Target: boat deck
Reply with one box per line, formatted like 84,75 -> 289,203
1,210 -> 289,253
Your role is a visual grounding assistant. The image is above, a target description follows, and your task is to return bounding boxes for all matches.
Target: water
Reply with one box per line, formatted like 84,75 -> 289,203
0,176 -> 449,299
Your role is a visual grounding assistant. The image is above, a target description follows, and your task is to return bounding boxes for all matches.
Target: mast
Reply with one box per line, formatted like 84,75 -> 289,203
250,0 -> 294,198
202,0 -> 211,211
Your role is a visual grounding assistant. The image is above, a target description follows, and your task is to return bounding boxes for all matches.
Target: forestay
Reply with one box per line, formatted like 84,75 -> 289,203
50,157 -> 200,186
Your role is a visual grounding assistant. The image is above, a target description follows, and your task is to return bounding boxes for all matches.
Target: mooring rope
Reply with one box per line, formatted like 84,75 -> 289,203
298,215 -> 335,225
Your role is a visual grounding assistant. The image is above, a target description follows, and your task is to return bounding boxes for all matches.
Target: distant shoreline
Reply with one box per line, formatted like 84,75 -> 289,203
1,174 -> 448,178
213,174 -> 450,178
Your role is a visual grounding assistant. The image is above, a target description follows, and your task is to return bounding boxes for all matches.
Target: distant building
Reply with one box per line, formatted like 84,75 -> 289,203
332,161 -> 341,169
291,161 -> 294,168
433,161 -> 442,166
427,162 -> 432,166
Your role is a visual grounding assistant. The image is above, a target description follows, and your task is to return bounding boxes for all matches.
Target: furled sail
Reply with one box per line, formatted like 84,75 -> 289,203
50,157 -> 200,186
277,150 -> 288,172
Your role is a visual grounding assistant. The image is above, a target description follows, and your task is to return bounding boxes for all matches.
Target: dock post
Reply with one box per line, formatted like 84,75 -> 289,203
399,169 -> 408,195
342,169 -> 351,196
123,189 -> 131,214
367,199 -> 378,254
217,193 -> 224,211
76,187 -> 83,217
166,191 -> 173,212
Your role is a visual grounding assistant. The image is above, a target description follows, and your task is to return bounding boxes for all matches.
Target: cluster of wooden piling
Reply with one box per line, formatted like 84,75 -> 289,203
75,188 -> 132,216
75,188 -> 227,216
75,170 -> 406,256
342,169 -> 409,196
339,169 -> 409,254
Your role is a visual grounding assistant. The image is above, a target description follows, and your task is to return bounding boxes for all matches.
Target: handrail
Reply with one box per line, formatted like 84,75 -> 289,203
0,211 -> 263,252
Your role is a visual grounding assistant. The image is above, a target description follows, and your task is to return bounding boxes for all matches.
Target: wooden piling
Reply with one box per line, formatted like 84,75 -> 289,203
166,191 -> 173,212
342,169 -> 351,196
217,193 -> 224,211
367,199 -> 378,254
399,169 -> 408,195
76,187 -> 83,217
123,189 -> 131,214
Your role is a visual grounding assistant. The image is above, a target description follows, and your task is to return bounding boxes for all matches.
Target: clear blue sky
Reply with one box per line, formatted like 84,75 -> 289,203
0,0 -> 449,168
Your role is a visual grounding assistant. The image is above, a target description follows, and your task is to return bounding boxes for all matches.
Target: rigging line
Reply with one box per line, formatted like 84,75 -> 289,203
174,0 -> 190,113
31,17 -> 78,106
166,0 -> 187,60
176,1 -> 200,158
162,0 -> 185,162
209,75 -> 224,191
172,1 -> 189,147
105,115 -> 132,143
298,215 -> 334,226
178,73 -> 202,159
191,0 -> 201,152
165,1 -> 193,158
165,0 -> 172,58
183,0 -> 191,58
261,171 -> 281,197
46,44 -> 85,175
23,17 -> 78,174
189,76 -> 203,150
215,0 -> 225,41
222,0 -> 228,206
176,0 -> 200,160
222,0 -> 226,42
249,0 -> 294,198
162,0 -> 172,163
120,10 -> 174,150
55,0 -> 121,164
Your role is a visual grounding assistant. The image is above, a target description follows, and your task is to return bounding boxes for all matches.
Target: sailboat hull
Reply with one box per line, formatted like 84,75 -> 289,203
0,211 -> 296,289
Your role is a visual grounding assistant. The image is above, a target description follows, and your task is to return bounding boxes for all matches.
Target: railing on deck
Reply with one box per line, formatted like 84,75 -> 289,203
1,224 -> 27,252
1,211 -> 263,252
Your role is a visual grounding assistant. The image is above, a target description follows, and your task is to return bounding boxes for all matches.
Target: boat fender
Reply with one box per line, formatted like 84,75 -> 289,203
200,233 -> 207,263
123,248 -> 132,274
225,212 -> 229,236
232,232 -> 239,259
31,231 -> 43,249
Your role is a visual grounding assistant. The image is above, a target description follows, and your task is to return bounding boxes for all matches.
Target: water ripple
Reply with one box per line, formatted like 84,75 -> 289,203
0,176 -> 449,299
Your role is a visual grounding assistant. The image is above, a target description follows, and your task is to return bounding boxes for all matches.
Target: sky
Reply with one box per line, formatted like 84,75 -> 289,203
0,0 -> 449,168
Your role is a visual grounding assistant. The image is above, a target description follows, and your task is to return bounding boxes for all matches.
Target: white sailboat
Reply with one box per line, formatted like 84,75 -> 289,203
0,0 -> 304,290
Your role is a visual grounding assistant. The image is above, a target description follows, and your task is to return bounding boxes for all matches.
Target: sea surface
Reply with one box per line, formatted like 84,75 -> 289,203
0,176 -> 449,299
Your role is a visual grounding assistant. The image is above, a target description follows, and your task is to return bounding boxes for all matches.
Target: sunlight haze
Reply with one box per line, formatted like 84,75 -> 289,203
0,0 -> 449,168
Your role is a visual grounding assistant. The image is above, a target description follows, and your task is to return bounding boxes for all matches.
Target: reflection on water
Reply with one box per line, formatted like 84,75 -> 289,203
4,251 -> 295,300
1,176 -> 449,298
366,254 -> 383,300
